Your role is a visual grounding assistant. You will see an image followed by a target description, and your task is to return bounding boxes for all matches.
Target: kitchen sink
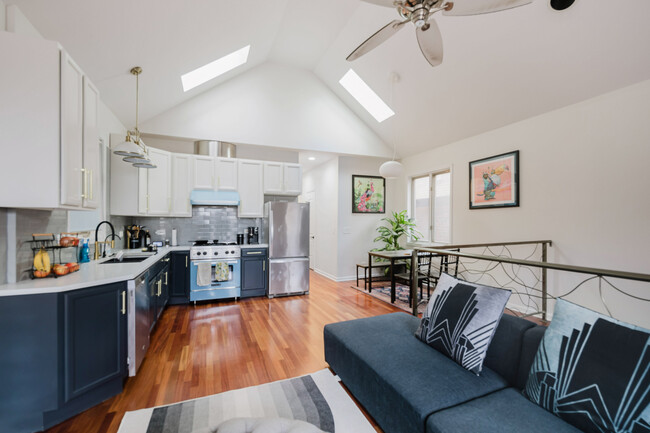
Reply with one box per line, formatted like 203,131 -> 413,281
100,256 -> 150,264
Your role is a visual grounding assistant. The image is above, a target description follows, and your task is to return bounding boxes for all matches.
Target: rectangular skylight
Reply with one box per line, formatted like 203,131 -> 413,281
339,69 -> 395,123
181,45 -> 251,92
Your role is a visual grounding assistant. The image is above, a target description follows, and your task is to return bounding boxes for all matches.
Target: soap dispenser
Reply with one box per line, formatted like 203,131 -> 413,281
79,239 -> 90,263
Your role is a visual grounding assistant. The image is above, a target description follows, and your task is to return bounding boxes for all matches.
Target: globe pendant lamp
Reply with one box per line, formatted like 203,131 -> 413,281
379,160 -> 404,178
380,72 -> 404,179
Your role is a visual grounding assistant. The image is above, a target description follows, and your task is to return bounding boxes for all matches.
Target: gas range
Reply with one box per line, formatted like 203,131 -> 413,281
190,240 -> 240,261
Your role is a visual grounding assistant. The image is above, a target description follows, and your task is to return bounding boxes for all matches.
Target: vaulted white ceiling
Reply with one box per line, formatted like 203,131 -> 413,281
8,0 -> 650,157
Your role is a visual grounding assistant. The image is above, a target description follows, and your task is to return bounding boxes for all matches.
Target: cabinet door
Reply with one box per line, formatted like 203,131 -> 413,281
263,162 -> 284,194
241,257 -> 266,298
62,283 -> 127,402
170,252 -> 190,304
193,156 -> 215,189
171,154 -> 192,216
283,163 -> 302,196
82,78 -> 100,209
238,160 -> 264,218
216,158 -> 238,191
60,51 -> 84,207
147,148 -> 172,215
138,167 -> 149,215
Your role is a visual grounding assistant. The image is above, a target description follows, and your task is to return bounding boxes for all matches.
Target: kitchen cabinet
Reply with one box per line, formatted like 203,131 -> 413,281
171,154 -> 192,216
216,157 -> 238,190
238,159 -> 264,218
60,283 -> 127,403
170,251 -> 190,304
146,148 -> 172,215
263,162 -> 302,196
0,32 -> 100,209
149,257 -> 170,331
241,248 -> 268,298
193,156 -> 215,190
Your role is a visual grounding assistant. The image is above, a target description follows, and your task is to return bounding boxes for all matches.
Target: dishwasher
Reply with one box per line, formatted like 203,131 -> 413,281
128,272 -> 150,377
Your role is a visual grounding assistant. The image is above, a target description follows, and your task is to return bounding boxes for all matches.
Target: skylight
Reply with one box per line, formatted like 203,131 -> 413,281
339,69 -> 394,123
181,45 -> 251,92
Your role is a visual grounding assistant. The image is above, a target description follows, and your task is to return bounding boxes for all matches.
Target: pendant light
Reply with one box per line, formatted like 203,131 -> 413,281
113,67 -> 156,168
379,72 -> 404,179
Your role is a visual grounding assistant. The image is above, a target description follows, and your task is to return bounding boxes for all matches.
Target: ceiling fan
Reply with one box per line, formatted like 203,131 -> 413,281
347,0 -> 533,67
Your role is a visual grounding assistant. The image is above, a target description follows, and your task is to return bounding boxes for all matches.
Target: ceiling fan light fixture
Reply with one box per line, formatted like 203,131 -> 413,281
379,160 -> 404,179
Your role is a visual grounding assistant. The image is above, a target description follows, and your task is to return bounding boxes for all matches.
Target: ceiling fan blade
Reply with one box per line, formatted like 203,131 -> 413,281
360,0 -> 397,7
347,20 -> 408,62
416,19 -> 443,66
442,0 -> 532,16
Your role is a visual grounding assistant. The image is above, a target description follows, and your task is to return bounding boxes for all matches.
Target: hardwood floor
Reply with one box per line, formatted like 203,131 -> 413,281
45,271 -> 400,433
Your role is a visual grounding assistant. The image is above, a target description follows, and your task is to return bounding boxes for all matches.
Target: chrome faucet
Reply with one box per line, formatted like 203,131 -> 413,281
95,221 -> 117,260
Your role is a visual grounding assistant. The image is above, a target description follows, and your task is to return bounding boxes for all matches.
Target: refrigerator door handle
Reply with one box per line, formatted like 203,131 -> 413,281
269,257 -> 309,264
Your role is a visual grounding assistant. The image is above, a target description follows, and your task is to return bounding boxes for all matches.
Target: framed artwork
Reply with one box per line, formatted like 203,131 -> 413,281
469,150 -> 519,209
352,175 -> 385,214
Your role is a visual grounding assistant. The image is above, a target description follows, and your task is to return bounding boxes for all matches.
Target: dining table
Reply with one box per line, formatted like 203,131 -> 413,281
368,250 -> 413,303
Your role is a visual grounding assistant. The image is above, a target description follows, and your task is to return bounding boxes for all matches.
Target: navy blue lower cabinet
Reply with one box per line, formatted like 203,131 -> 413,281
42,282 -> 128,429
169,251 -> 190,304
241,248 -> 268,298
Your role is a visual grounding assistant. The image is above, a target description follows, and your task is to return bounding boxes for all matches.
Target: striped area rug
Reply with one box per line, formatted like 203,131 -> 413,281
117,369 -> 375,433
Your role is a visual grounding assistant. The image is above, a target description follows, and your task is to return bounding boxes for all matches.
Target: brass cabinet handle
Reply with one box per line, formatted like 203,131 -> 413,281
89,169 -> 93,200
246,251 -> 262,255
263,261 -> 265,272
157,280 -> 161,296
185,256 -> 188,267
80,168 -> 88,199
165,271 -> 168,285
121,290 -> 126,315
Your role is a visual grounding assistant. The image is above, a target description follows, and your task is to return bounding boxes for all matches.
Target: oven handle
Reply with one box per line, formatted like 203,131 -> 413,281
192,286 -> 239,292
191,259 -> 240,265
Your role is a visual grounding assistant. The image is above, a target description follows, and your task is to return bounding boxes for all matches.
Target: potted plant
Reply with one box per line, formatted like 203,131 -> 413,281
373,210 -> 421,251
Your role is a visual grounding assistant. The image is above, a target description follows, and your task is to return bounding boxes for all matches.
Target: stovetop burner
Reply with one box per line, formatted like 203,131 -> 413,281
192,240 -> 219,246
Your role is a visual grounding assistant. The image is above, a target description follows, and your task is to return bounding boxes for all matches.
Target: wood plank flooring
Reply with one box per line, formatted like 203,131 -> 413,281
45,271 -> 400,433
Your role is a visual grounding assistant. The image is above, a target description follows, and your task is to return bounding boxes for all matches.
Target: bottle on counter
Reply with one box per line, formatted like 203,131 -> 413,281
79,239 -> 90,263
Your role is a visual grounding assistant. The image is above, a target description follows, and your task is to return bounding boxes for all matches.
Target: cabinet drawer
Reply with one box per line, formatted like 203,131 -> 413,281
242,248 -> 268,257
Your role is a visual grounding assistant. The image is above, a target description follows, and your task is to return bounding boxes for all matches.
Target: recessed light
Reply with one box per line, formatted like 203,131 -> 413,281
308,157 -> 316,161
339,69 -> 394,123
181,45 -> 251,92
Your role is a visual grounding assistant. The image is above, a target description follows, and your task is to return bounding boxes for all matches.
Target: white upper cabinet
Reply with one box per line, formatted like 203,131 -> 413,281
216,157 -> 238,191
193,156 -> 214,190
238,160 -> 264,218
147,148 -> 172,215
263,162 -> 284,194
283,163 -> 302,195
0,32 -> 100,210
171,154 -> 192,217
263,162 -> 302,196
60,51 -> 84,207
82,78 -> 100,209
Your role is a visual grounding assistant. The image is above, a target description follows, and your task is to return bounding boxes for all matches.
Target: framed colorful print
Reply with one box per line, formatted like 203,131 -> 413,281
469,150 -> 519,209
352,175 -> 386,214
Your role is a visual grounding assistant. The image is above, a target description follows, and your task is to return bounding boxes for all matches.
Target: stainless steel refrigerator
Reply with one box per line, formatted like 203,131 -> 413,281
264,202 -> 310,297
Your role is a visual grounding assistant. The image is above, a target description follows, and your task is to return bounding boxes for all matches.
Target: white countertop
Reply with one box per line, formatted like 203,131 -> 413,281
241,244 -> 268,248
0,246 -> 191,297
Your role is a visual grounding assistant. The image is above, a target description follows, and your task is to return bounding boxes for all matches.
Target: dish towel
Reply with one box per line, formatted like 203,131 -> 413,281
214,262 -> 230,282
196,262 -> 212,287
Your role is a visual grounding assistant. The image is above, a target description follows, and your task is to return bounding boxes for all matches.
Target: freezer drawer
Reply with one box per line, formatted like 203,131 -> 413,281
268,258 -> 310,297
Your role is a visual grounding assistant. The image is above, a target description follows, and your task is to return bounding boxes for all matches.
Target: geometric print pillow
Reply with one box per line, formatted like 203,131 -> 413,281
415,273 -> 511,375
523,299 -> 650,433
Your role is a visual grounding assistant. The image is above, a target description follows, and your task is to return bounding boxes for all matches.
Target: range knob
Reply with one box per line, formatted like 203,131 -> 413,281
231,250 -> 235,254
202,251 -> 207,256
214,251 -> 218,255
225,251 -> 230,254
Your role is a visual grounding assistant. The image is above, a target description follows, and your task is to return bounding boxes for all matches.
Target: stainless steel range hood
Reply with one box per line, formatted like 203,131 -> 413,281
195,141 -> 236,158
190,190 -> 240,206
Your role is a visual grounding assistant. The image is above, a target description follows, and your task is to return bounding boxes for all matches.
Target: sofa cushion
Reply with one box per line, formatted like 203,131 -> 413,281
415,274 -> 511,374
425,388 -> 583,433
515,325 -> 546,390
523,299 -> 650,433
324,313 -> 508,433
483,313 -> 538,387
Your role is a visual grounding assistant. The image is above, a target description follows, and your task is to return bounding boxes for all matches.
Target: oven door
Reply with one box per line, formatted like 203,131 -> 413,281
190,259 -> 241,301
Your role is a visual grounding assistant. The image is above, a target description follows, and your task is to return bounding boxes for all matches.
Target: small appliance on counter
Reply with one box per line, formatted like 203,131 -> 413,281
247,226 -> 259,244
126,225 -> 151,249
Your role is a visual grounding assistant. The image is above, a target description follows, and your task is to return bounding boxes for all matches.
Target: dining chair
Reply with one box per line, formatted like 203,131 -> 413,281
395,249 -> 461,306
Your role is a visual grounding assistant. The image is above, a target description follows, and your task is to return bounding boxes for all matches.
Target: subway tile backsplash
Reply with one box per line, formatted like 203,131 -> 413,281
130,206 -> 262,246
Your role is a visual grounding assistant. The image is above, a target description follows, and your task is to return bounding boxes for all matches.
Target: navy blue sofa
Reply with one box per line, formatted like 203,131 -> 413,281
324,312 -> 582,433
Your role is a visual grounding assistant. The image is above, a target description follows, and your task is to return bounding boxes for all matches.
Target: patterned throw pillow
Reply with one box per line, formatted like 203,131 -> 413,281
415,273 -> 511,375
524,299 -> 650,433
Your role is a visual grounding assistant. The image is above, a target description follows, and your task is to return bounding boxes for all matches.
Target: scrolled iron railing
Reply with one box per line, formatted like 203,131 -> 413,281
409,240 -> 650,325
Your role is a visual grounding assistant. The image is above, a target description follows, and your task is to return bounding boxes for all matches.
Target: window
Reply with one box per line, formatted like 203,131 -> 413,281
411,171 -> 451,243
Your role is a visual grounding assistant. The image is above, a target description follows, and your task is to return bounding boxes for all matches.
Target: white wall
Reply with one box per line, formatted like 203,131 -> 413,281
5,4 -> 41,37
337,156 -> 397,280
397,79 -> 650,327
141,62 -> 393,158
1,1 -> 6,32
302,158 -> 339,280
